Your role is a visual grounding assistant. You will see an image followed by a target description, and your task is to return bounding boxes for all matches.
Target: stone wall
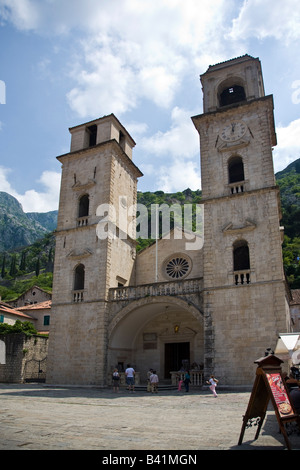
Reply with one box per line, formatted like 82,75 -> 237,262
0,334 -> 48,383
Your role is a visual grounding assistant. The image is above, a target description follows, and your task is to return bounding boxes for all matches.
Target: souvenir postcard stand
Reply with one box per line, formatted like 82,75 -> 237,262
238,355 -> 300,450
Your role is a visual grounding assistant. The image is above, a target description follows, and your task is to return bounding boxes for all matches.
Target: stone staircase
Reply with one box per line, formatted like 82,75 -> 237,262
132,382 -> 178,392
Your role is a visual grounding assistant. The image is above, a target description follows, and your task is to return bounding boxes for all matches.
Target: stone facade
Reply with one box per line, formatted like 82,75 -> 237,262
47,55 -> 292,387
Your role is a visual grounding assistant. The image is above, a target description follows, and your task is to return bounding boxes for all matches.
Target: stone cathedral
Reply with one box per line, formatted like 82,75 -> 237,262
47,55 -> 291,387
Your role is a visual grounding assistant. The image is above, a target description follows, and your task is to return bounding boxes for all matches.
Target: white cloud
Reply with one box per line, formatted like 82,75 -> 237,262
0,167 -> 60,212
66,44 -> 137,117
140,107 -> 199,159
65,28 -> 186,117
0,166 -> 14,194
0,0 -> 236,118
273,119 -> 300,172
125,121 -> 148,138
0,0 -> 40,30
157,159 -> 201,193
4,0 -> 298,198
137,107 -> 201,192
229,0 -> 300,44
0,0 -> 227,42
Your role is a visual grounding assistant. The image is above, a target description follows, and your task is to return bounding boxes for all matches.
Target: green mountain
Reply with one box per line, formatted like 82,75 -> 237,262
0,191 -> 57,252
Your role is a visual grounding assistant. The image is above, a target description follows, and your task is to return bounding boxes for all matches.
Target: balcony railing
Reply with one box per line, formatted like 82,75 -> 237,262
73,290 -> 84,302
77,216 -> 89,227
228,181 -> 244,194
109,278 -> 202,301
234,270 -> 251,285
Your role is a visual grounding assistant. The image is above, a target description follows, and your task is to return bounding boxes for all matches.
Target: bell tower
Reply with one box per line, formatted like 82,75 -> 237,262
47,114 -> 142,385
192,55 -> 291,384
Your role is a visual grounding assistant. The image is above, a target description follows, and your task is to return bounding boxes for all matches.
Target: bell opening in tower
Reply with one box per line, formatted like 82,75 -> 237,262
220,85 -> 246,107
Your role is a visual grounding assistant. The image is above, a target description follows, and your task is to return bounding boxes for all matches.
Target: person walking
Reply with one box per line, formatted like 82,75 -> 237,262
147,368 -> 153,392
125,364 -> 135,392
207,375 -> 218,397
150,370 -> 159,393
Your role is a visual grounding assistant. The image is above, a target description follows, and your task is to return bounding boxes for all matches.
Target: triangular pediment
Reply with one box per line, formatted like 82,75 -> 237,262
216,137 -> 250,153
222,219 -> 256,234
72,179 -> 96,191
67,248 -> 93,259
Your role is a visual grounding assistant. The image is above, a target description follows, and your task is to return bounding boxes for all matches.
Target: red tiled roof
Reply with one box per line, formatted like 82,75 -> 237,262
17,300 -> 52,311
0,303 -> 34,319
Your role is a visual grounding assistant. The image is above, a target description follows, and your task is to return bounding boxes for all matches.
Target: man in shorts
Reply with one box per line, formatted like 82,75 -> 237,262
125,364 -> 135,392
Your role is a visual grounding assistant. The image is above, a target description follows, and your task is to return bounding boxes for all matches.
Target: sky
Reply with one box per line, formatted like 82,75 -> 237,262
0,0 -> 300,213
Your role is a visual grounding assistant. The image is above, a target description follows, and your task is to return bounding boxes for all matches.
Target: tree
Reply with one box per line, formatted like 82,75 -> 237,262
1,254 -> 6,278
0,320 -> 37,336
19,251 -> 26,271
35,257 -> 40,277
9,254 -> 17,278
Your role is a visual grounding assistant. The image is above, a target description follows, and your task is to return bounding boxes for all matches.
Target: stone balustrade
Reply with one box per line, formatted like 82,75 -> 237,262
228,181 -> 245,194
234,270 -> 251,285
77,216 -> 89,227
73,290 -> 84,302
109,278 -> 202,301
170,370 -> 204,387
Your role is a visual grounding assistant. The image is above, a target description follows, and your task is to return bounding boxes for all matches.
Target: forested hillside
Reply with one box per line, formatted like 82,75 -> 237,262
276,158 -> 300,288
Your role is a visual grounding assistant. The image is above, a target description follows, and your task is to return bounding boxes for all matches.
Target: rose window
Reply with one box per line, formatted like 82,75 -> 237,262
165,256 -> 190,279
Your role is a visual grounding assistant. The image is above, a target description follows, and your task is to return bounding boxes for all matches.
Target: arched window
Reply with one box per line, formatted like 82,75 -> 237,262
220,85 -> 246,107
74,264 -> 85,291
233,240 -> 250,285
228,156 -> 245,184
233,240 -> 250,271
78,194 -> 89,218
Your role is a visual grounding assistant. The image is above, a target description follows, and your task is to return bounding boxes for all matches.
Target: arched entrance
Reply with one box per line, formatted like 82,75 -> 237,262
107,297 -> 204,384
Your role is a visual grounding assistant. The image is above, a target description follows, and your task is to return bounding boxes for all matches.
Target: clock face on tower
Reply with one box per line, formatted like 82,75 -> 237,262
220,120 -> 246,142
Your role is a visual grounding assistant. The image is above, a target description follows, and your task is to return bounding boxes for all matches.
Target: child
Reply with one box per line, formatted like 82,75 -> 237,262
206,375 -> 218,397
178,377 -> 183,391
112,368 -> 120,392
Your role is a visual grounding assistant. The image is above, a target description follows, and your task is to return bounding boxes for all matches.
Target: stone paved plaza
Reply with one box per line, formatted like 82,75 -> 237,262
0,384 -> 299,451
